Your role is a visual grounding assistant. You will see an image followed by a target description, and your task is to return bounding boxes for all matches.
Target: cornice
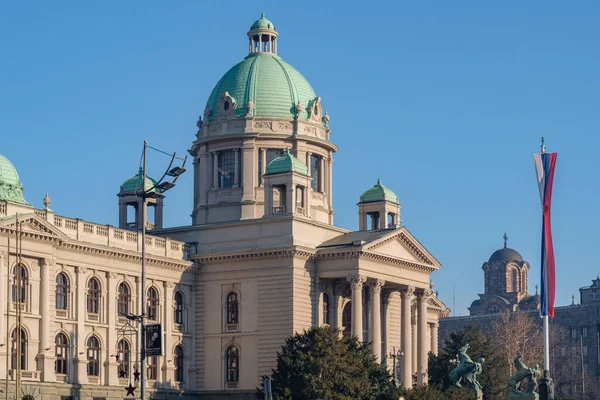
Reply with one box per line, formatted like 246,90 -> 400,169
315,249 -> 436,273
192,246 -> 315,264
0,226 -> 191,271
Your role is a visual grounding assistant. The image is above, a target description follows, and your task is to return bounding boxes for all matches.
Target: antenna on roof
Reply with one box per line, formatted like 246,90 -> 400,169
452,285 -> 456,317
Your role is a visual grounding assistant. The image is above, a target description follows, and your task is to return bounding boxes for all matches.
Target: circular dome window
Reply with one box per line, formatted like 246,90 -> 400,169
224,101 -> 230,111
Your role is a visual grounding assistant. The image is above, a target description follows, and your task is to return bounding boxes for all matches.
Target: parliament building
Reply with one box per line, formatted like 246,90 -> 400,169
0,14 -> 448,399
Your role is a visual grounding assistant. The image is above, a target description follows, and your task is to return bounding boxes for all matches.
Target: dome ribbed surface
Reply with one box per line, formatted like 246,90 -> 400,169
0,154 -> 29,205
359,179 -> 399,203
251,13 -> 275,30
266,149 -> 308,176
205,53 -> 317,122
120,168 -> 158,195
488,247 -> 523,263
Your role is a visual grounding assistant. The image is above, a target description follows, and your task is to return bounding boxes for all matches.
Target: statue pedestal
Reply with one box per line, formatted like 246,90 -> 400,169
507,391 -> 538,400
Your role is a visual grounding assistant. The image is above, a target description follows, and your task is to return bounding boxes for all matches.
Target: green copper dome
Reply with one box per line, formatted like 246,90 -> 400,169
0,154 -> 29,205
205,54 -> 317,121
120,168 -> 158,195
251,13 -> 275,30
266,149 -> 308,176
360,179 -> 399,203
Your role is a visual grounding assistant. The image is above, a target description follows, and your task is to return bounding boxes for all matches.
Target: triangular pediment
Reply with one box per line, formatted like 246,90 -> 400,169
362,227 -> 441,268
0,213 -> 68,239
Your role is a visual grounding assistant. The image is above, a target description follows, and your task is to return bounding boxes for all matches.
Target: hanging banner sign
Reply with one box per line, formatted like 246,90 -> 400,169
145,324 -> 162,356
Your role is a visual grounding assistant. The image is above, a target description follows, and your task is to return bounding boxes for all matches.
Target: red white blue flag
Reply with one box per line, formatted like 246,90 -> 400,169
533,152 -> 558,317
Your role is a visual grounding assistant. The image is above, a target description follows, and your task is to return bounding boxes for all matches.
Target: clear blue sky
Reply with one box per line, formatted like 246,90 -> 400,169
1,1 -> 599,315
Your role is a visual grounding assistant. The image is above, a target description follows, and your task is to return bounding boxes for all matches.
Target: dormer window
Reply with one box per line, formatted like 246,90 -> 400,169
224,101 -> 230,111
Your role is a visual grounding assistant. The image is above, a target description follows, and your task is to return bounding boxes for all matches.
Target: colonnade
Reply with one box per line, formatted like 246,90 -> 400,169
318,275 -> 439,388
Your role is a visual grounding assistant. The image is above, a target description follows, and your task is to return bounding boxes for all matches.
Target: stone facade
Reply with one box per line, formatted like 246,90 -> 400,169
0,13 -> 449,399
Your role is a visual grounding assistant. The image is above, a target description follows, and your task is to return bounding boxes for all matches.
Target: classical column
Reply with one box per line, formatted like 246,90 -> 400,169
198,147 -> 209,207
430,323 -> 439,356
0,253 -> 5,379
106,272 -> 118,385
400,286 -> 414,389
241,141 -> 255,202
39,258 -> 55,381
348,275 -> 366,341
306,152 -> 312,179
212,151 -> 218,188
369,279 -> 384,363
417,289 -> 431,386
233,148 -> 240,187
75,267 -> 88,384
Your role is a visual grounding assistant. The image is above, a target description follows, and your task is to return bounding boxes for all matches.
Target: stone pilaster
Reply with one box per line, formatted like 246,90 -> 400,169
39,258 -> 55,382
75,267 -> 88,384
0,252 -> 7,379
400,286 -> 414,389
430,323 -> 439,356
163,281 -> 175,383
348,275 -> 366,341
106,272 -> 118,386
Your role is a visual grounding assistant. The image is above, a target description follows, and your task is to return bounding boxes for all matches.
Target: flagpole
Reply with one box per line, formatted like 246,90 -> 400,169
535,137 -> 555,400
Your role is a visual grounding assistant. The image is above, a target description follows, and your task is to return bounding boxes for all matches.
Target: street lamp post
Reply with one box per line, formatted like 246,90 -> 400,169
388,347 -> 403,387
125,141 -> 186,400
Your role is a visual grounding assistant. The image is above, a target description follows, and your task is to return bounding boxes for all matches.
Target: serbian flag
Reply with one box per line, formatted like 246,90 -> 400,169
533,152 -> 558,317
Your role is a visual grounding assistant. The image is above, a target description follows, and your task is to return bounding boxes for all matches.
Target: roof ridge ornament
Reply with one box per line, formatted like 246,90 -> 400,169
503,233 -> 508,248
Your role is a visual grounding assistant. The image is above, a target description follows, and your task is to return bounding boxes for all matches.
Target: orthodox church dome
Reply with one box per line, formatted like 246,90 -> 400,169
119,168 -> 158,195
204,14 -> 317,122
265,149 -> 308,175
0,153 -> 29,205
488,234 -> 523,263
359,179 -> 399,203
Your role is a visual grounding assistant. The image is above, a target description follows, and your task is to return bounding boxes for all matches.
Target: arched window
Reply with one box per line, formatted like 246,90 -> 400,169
56,273 -> 69,310
87,278 -> 100,314
11,264 -> 28,304
147,287 -> 159,321
342,302 -> 352,338
55,333 -> 68,374
512,269 -> 518,292
175,292 -> 184,325
489,306 -> 500,314
118,283 -> 130,316
226,346 -> 239,383
10,327 -> 26,370
322,293 -> 330,325
117,339 -> 130,378
226,292 -> 239,324
174,345 -> 184,383
87,336 -> 100,376
147,356 -> 158,380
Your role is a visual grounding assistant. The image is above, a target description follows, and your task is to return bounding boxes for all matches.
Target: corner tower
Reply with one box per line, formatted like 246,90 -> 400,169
190,14 -> 337,225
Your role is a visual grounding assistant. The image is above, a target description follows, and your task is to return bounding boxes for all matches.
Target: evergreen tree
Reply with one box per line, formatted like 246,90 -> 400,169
266,326 -> 399,400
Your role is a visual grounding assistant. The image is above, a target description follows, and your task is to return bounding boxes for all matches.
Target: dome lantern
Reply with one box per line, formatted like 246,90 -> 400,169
117,167 -> 164,232
357,179 -> 401,231
247,13 -> 279,55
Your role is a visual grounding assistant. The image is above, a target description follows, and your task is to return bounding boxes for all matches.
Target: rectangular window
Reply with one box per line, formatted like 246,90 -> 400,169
258,149 -> 263,186
147,356 -> 158,380
583,346 -> 588,356
218,150 -> 235,189
582,327 -> 588,337
310,154 -> 321,192
572,328 -> 578,339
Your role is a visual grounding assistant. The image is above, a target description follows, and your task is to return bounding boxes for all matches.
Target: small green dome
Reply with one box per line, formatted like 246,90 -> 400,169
251,13 -> 275,30
120,168 -> 158,195
360,179 -> 399,203
266,149 -> 308,176
0,154 -> 29,205
205,53 -> 317,121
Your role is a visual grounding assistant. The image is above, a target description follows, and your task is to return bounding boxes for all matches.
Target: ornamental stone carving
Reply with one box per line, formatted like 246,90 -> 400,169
416,288 -> 433,300
322,111 -> 330,127
347,274 -> 366,289
246,99 -> 254,117
368,279 -> 385,293
254,121 -> 273,131
203,106 -> 211,120
295,102 -> 304,119
0,181 -> 27,205
0,251 -> 7,267
75,266 -> 87,274
399,285 -> 415,299
43,258 -> 56,268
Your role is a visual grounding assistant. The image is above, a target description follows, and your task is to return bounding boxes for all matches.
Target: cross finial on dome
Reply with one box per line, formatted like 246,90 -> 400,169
503,233 -> 508,248
535,284 -> 539,295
